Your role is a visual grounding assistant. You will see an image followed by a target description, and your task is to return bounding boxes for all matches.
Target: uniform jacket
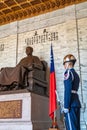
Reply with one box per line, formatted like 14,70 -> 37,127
64,68 -> 81,109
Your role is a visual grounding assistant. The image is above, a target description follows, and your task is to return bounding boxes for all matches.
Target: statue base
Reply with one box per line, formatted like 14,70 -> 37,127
0,89 -> 51,130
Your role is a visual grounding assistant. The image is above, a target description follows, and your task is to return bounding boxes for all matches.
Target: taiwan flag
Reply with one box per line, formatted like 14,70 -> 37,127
49,44 -> 57,119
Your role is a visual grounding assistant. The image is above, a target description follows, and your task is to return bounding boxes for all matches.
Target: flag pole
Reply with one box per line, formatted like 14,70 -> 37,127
52,111 -> 58,128
49,111 -> 59,130
49,44 -> 60,130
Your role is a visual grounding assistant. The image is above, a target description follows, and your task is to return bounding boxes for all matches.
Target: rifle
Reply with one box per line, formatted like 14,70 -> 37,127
55,90 -> 65,124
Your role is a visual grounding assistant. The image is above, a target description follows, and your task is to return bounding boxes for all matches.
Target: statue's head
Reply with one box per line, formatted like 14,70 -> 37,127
26,46 -> 33,56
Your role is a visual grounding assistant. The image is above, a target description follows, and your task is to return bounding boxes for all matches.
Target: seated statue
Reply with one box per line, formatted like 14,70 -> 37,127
0,46 -> 47,95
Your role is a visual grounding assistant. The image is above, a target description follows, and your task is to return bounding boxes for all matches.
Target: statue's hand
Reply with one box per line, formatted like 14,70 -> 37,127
23,64 -> 33,71
27,64 -> 33,70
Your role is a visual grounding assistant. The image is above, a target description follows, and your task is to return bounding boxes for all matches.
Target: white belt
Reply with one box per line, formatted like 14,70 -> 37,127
71,90 -> 77,94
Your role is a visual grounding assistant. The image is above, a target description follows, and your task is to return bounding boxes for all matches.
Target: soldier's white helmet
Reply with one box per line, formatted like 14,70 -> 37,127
63,54 -> 76,65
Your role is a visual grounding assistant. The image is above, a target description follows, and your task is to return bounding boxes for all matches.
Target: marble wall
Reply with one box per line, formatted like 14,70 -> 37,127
0,1 -> 87,129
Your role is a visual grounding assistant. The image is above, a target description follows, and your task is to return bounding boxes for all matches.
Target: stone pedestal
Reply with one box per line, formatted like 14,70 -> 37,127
0,89 -> 51,130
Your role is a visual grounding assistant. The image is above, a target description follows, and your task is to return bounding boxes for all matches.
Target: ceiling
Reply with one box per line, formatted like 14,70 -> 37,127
0,0 -> 86,26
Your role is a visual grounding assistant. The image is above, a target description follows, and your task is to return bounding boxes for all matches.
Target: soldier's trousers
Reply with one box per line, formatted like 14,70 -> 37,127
64,107 -> 80,130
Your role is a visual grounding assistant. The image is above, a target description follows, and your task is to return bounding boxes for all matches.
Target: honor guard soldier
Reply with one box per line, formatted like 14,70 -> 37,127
63,54 -> 81,130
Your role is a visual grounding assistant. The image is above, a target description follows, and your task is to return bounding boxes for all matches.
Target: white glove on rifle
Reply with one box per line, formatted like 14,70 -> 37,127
63,108 -> 69,113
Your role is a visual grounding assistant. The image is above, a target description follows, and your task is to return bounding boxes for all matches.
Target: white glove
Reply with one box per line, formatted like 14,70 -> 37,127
63,108 -> 69,113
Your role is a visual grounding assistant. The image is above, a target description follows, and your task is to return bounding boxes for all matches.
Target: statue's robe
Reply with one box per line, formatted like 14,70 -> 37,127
0,55 -> 43,86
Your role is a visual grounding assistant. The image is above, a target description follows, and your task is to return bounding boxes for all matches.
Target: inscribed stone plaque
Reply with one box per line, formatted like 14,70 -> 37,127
0,100 -> 22,119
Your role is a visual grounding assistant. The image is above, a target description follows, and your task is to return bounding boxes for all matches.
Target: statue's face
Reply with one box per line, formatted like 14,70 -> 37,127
26,47 -> 32,56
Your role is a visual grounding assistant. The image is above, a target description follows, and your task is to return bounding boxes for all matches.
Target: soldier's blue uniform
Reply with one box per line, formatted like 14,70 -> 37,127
64,68 -> 81,130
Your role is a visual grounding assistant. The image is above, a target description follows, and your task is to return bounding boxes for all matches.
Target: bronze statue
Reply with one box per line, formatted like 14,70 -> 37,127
0,46 -> 48,94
